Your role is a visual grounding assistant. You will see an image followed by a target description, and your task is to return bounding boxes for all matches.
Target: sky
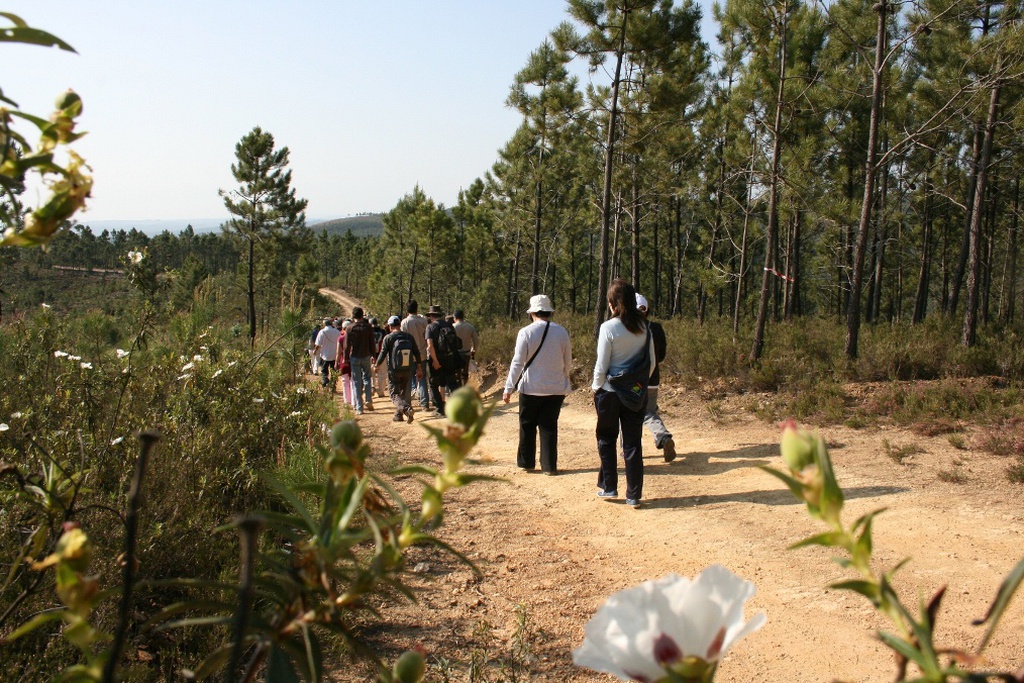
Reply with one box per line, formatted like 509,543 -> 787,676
6,1 -> 715,228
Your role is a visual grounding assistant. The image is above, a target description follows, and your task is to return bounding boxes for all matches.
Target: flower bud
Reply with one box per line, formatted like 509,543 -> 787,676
392,649 -> 426,683
445,387 -> 482,428
330,420 -> 362,450
54,89 -> 81,112
780,422 -> 814,472
420,487 -> 443,524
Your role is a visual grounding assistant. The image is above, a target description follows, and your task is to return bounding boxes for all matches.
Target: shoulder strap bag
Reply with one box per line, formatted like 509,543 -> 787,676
607,325 -> 652,412
514,321 -> 550,391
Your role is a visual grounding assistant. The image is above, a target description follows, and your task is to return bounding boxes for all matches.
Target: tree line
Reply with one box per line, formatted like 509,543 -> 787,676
11,0 -> 1021,365
365,0 -> 1023,361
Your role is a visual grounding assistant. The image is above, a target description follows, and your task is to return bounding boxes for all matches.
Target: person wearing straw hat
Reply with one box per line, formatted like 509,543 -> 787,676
502,294 -> 573,475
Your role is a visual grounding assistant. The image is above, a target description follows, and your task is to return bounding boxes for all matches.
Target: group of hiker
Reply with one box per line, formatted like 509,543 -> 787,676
500,279 -> 674,510
311,301 -> 479,422
311,279 -> 672,510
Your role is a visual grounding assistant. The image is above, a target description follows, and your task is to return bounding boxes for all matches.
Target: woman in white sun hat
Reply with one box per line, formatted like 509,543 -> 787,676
502,294 -> 573,475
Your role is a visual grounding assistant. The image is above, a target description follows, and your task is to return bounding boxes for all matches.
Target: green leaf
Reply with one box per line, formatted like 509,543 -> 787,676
262,472 -> 317,531
334,475 -> 369,537
830,579 -> 880,602
388,464 -> 438,477
143,599 -> 237,628
789,531 -> 845,550
4,608 -> 64,642
814,436 -> 845,518
758,465 -> 807,500
973,555 -> 1024,652
887,578 -> 942,678
189,642 -> 237,680
877,630 -> 929,670
0,17 -> 76,52
852,507 -> 888,534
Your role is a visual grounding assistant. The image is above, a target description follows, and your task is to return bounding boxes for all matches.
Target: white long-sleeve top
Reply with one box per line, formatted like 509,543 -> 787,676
591,318 -> 655,391
503,319 -> 572,396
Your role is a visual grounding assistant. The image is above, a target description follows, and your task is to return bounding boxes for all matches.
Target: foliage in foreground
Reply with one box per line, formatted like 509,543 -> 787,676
3,374 -> 496,681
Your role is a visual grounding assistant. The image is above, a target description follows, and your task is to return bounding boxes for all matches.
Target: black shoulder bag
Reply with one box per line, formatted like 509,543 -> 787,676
607,325 -> 652,412
514,321 -> 550,391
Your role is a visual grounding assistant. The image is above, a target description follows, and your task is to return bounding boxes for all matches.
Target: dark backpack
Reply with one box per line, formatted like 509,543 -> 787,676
436,324 -> 463,369
390,333 -> 416,371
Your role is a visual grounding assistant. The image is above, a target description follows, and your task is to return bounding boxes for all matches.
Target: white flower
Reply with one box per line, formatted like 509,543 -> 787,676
0,423 -> 8,432
252,398 -> 264,404
573,565 -> 765,683
295,387 -> 308,395
110,436 -> 124,445
116,349 -> 130,359
68,354 -> 81,362
212,369 -> 224,378
176,373 -> 191,381
41,303 -> 51,309
80,362 -> 92,369
181,362 -> 195,372
54,350 -> 69,358
192,354 -> 203,362
127,250 -> 144,264
11,412 -> 23,419
289,411 -> 303,418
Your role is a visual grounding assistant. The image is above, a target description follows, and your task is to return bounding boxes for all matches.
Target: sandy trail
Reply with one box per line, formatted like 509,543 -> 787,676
320,290 -> 1024,682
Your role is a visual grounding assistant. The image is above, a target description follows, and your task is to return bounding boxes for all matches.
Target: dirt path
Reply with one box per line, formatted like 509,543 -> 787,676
318,290 -> 1023,682
319,287 -> 361,316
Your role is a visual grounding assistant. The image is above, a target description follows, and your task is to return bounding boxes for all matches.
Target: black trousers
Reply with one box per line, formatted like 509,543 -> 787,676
428,364 -> 460,412
517,394 -> 565,473
594,388 -> 644,500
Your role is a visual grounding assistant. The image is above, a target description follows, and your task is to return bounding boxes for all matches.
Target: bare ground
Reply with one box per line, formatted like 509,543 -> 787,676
316,291 -> 1023,682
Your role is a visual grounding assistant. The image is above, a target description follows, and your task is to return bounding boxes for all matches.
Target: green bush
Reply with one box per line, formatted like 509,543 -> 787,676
0,305 -> 333,678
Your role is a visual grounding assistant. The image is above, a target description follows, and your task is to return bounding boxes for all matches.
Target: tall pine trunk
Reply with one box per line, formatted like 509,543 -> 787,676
962,67 -> 1002,347
844,0 -> 887,360
593,14 -> 629,336
749,5 -> 788,362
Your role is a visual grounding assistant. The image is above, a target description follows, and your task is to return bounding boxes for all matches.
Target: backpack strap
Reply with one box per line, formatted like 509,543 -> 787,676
514,321 -> 550,391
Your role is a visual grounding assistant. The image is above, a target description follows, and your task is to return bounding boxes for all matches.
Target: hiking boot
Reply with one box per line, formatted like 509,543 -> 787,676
662,438 -> 677,463
626,498 -> 642,509
366,403 -> 375,411
596,489 -> 618,499
392,413 -> 405,422
404,406 -> 415,424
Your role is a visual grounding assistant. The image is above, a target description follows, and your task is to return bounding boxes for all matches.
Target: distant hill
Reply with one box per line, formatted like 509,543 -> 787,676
311,214 -> 384,238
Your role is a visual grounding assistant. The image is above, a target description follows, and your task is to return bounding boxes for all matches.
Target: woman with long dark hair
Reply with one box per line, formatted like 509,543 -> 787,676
591,279 -> 655,508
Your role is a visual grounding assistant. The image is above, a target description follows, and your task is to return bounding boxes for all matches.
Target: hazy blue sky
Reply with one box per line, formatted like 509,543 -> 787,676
6,2 -> 714,226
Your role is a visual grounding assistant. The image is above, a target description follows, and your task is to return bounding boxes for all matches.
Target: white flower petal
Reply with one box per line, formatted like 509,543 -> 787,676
0,423 -> 9,432
80,362 -> 92,369
116,349 -> 130,359
54,350 -> 69,358
574,566 -> 765,682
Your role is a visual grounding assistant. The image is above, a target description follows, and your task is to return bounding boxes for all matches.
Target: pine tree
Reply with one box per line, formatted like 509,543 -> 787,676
220,127 -> 308,346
